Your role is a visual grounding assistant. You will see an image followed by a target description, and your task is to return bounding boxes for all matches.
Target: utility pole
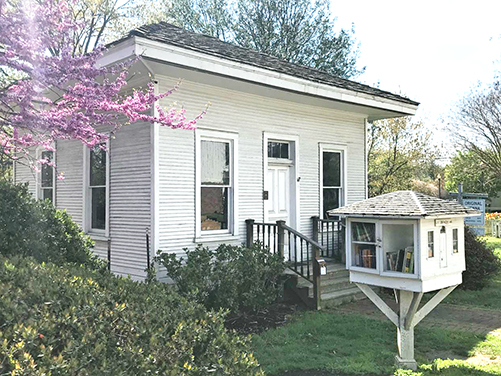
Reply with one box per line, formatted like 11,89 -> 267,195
458,183 -> 463,205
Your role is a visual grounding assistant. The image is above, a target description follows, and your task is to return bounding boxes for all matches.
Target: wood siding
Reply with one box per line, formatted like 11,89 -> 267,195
14,122 -> 152,280
156,75 -> 367,257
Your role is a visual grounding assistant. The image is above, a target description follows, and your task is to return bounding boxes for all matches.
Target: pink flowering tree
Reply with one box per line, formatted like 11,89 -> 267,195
0,0 -> 204,176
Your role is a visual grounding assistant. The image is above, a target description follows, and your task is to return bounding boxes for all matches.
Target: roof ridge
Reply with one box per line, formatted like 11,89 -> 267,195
120,22 -> 419,107
410,191 -> 426,215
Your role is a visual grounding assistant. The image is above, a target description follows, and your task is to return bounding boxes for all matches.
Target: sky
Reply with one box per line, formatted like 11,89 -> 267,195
331,0 -> 501,141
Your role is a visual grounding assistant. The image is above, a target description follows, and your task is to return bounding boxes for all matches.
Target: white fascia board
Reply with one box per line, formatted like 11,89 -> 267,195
98,38 -> 137,67
132,37 -> 418,116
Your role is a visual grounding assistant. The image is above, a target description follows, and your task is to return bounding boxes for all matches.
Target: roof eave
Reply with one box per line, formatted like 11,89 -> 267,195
105,35 -> 418,116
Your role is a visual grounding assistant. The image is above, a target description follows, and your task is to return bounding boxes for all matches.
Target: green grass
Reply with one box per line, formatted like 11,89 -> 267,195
443,237 -> 501,310
252,311 -> 501,375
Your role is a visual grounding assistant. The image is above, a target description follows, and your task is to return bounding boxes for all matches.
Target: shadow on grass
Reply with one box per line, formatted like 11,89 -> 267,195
251,311 -> 500,376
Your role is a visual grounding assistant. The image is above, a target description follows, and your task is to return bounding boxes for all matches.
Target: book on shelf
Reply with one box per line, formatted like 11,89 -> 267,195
385,248 -> 414,274
403,246 -> 414,273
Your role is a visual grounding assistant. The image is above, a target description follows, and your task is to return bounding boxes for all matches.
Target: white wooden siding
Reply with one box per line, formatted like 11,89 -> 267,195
14,160 -> 37,196
108,122 -> 152,279
14,123 -> 152,280
156,75 -> 367,257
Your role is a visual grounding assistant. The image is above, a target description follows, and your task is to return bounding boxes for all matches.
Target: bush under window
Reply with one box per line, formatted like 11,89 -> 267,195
156,243 -> 287,312
0,180 -> 99,268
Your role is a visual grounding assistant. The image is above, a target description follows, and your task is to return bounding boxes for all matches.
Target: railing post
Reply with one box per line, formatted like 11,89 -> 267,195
146,227 -> 150,271
276,220 -> 286,259
312,244 -> 321,310
312,216 -> 319,242
107,238 -> 111,271
245,219 -> 255,248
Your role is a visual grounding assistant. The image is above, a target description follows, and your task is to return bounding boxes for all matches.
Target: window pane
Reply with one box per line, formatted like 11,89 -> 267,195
41,151 -> 53,188
90,147 -> 106,186
268,141 -> 289,159
43,188 -> 53,202
428,231 -> 434,258
323,152 -> 341,187
201,141 -> 230,185
91,187 -> 106,230
201,187 -> 228,231
382,224 -> 415,274
323,188 -> 340,217
453,228 -> 458,253
351,222 -> 376,243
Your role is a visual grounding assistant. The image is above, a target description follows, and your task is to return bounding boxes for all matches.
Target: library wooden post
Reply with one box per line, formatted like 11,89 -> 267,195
329,191 -> 480,370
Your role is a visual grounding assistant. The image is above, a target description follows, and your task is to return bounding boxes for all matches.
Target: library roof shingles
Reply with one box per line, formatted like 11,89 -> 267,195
328,191 -> 479,218
121,22 -> 418,107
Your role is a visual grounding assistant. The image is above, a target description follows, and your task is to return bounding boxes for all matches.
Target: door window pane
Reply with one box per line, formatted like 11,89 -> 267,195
201,141 -> 230,185
268,141 -> 289,159
91,187 -> 106,230
323,152 -> 341,187
323,188 -> 340,217
382,224 -> 415,274
90,147 -> 106,186
201,187 -> 228,231
351,222 -> 377,269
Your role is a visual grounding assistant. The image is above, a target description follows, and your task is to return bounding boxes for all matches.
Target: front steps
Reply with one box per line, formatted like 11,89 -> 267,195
285,259 -> 366,308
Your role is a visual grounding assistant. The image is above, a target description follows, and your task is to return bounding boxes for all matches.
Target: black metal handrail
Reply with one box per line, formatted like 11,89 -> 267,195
312,216 -> 345,262
245,219 -> 326,309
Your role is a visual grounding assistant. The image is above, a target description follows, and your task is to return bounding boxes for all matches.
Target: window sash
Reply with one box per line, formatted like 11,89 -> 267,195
321,149 -> 344,218
86,143 -> 108,233
197,133 -> 235,236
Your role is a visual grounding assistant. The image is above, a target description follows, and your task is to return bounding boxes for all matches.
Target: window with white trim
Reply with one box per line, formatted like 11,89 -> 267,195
38,150 -> 55,203
86,144 -> 108,232
197,131 -> 237,236
321,150 -> 344,218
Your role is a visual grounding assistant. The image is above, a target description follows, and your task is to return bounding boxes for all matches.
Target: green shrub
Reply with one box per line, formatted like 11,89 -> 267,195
461,228 -> 501,290
156,243 -> 287,312
0,255 -> 263,375
0,180 -> 100,268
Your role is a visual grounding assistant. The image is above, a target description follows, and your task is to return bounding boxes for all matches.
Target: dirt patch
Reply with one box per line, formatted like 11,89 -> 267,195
225,302 -> 302,334
467,354 -> 501,366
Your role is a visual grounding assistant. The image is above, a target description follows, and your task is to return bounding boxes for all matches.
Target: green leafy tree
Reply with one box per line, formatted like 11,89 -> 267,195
445,150 -> 501,199
234,0 -> 363,78
368,117 -> 437,197
111,0 -> 364,79
450,81 -> 501,177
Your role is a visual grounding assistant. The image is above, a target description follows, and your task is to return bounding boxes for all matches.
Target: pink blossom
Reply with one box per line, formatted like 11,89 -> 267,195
0,0 -> 206,170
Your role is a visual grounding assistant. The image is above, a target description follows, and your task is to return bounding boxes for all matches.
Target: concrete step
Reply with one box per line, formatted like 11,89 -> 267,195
320,287 -> 367,308
296,274 -> 352,293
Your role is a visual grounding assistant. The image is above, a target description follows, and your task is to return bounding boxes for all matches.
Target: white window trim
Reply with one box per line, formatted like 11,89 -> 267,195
195,129 -> 239,240
82,142 -> 110,238
319,144 -> 347,219
263,132 -> 300,230
35,147 -> 56,204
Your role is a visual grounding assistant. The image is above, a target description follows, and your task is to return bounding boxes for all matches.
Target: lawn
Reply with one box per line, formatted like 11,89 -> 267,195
252,311 -> 501,376
443,237 -> 501,309
251,236 -> 501,375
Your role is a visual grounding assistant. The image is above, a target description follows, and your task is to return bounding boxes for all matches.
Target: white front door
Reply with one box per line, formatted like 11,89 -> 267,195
267,164 -> 291,224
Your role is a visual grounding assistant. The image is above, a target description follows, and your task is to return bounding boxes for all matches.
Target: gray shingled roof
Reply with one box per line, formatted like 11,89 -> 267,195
328,191 -> 479,218
115,22 -> 419,107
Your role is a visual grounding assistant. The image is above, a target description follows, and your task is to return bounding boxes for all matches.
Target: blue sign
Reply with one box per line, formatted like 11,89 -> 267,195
463,198 -> 485,226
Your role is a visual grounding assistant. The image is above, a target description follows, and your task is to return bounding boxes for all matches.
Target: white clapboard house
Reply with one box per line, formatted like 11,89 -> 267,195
15,23 -> 419,303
